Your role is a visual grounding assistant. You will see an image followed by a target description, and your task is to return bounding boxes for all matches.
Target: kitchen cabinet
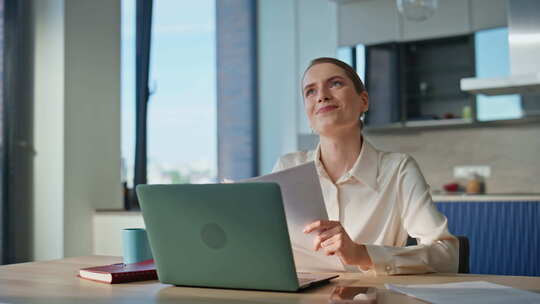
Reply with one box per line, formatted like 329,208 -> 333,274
364,34 -> 475,127
337,0 -> 507,47
435,199 -> 540,276
401,0 -> 469,41
338,0 -> 399,46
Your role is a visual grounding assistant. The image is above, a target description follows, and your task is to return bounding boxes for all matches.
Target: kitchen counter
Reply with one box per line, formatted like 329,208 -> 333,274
432,193 -> 540,202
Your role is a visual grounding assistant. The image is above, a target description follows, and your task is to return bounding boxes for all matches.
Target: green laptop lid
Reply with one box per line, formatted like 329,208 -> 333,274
136,183 -> 300,291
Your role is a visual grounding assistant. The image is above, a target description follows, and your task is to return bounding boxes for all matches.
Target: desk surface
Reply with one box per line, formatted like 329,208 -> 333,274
1,256 -> 539,304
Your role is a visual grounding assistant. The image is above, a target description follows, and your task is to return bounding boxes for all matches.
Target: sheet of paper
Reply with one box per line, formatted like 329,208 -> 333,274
244,162 -> 344,272
385,281 -> 540,304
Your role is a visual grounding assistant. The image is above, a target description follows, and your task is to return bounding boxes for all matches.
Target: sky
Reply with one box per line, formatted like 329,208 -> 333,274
122,0 -> 217,182
475,27 -> 522,121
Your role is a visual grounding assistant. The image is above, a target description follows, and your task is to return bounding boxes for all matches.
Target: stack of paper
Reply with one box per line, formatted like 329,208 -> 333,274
386,281 -> 540,304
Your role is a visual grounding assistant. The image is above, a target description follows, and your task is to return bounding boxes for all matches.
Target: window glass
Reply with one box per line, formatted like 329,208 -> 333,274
337,46 -> 352,66
121,0 -> 217,186
355,44 -> 366,82
475,27 -> 523,121
337,45 -> 366,81
121,0 -> 135,187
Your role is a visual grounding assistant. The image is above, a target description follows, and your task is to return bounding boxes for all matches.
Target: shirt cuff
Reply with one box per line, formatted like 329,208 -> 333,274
364,244 -> 397,275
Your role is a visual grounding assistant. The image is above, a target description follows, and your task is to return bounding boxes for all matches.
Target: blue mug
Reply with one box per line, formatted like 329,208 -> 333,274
122,228 -> 153,264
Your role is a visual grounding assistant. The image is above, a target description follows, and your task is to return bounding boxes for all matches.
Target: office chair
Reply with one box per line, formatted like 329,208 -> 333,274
406,235 -> 470,273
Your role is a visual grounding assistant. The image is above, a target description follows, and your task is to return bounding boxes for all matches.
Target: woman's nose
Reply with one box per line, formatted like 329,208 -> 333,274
317,89 -> 331,103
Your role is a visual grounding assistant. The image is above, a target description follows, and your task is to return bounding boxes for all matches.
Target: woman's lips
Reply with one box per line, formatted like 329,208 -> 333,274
316,105 -> 338,114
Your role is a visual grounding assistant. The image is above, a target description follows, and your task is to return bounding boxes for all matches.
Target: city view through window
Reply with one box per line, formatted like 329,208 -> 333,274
122,0 -> 217,187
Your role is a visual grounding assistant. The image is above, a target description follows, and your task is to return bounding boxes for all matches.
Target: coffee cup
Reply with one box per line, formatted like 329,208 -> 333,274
122,228 -> 153,264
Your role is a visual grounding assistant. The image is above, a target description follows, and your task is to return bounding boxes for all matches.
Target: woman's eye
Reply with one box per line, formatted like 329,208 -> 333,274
331,80 -> 343,88
305,89 -> 315,97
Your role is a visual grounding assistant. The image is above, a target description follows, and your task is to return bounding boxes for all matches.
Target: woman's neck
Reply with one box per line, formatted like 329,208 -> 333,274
319,127 -> 363,183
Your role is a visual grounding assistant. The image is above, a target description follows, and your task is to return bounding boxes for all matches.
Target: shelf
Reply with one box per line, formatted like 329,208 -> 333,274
404,65 -> 472,74
405,118 -> 472,127
406,93 -> 469,102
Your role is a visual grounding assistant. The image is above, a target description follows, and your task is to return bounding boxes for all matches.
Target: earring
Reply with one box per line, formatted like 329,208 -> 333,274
360,111 -> 366,121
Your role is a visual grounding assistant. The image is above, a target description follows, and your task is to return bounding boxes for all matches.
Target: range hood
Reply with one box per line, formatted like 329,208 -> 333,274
460,0 -> 540,96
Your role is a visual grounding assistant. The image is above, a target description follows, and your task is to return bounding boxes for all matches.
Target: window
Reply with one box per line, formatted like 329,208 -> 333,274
355,45 -> 366,82
474,27 -> 523,121
121,0 -> 217,190
337,44 -> 366,80
337,46 -> 353,66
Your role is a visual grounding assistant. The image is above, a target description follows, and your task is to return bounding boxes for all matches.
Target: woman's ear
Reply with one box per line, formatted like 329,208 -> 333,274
360,91 -> 369,112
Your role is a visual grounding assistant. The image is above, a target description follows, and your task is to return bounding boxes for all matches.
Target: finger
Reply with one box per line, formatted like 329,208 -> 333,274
314,226 -> 341,251
303,220 -> 338,234
321,233 -> 342,249
303,220 -> 327,233
323,241 -> 339,256
321,234 -> 344,256
318,225 -> 341,238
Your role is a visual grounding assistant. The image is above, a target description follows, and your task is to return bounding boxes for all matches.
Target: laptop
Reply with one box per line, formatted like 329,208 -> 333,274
136,183 -> 338,292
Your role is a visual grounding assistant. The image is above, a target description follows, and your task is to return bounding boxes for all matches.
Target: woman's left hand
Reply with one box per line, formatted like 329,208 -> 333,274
303,220 -> 372,267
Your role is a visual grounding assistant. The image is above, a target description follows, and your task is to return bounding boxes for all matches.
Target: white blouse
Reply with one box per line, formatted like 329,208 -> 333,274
273,139 -> 459,275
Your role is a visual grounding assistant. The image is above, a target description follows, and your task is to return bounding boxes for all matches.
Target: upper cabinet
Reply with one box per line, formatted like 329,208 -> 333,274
338,0 -> 400,46
401,0 -> 470,41
470,0 -> 508,31
337,0 -> 508,46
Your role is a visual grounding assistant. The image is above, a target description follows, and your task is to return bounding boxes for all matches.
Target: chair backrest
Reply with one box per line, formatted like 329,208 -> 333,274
456,236 -> 470,273
406,235 -> 470,273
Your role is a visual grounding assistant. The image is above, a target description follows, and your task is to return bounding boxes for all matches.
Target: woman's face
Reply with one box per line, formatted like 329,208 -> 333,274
302,63 -> 368,136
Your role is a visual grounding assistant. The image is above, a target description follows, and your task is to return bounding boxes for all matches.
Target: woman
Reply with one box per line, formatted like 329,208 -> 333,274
273,57 -> 458,275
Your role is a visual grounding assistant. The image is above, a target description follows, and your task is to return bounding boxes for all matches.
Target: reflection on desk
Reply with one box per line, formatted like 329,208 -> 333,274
0,256 -> 539,304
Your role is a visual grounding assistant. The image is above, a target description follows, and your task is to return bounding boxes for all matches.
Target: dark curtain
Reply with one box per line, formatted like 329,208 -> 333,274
2,0 -> 34,264
0,0 -> 6,264
131,0 -> 153,209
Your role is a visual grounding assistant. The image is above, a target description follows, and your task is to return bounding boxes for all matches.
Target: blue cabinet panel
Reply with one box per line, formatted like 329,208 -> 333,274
436,201 -> 540,276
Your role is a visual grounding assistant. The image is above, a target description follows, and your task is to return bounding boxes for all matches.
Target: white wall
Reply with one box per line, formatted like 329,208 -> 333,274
63,0 -> 122,257
93,212 -> 145,256
258,0 -> 298,174
33,0 -> 65,260
32,0 -> 122,261
258,0 -> 338,174
296,0 -> 339,134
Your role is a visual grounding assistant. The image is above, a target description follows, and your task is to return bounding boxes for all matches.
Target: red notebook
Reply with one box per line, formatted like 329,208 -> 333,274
78,259 -> 157,284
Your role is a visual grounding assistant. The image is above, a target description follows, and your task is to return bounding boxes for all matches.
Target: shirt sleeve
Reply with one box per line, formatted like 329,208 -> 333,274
363,156 -> 459,275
